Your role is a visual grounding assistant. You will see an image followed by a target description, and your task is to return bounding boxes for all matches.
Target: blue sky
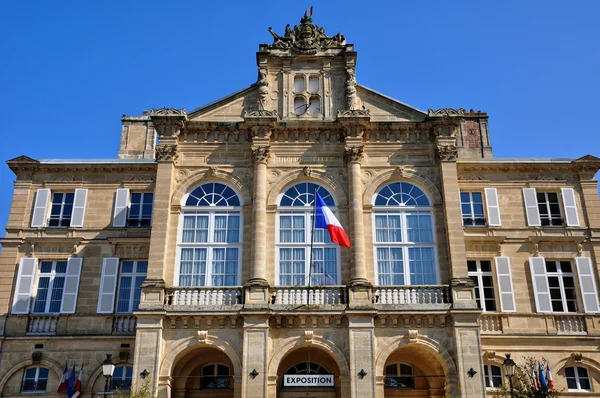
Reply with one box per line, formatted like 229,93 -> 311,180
1,1 -> 599,237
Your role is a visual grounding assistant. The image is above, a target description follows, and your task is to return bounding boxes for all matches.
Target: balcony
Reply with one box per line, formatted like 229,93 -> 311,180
269,286 -> 347,309
373,285 -> 451,310
165,287 -> 244,311
113,314 -> 136,334
27,315 -> 58,335
479,313 -> 598,336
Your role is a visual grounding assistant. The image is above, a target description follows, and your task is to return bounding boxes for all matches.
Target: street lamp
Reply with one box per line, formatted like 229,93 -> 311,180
503,354 -> 516,398
102,354 -> 116,395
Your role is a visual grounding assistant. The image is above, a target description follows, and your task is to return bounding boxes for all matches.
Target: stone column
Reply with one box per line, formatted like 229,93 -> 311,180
344,145 -> 368,285
241,315 -> 269,398
248,145 -> 270,286
452,314 -> 486,397
132,316 -> 164,396
347,314 -> 376,398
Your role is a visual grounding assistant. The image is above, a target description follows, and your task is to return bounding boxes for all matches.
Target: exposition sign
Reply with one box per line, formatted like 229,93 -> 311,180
283,374 -> 335,387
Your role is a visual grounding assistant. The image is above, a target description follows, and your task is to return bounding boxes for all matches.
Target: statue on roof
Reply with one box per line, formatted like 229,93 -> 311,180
267,13 -> 346,54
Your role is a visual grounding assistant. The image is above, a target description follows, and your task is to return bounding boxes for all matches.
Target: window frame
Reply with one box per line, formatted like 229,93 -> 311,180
545,260 -> 579,313
32,260 -> 68,314
275,183 -> 340,286
48,192 -> 74,228
127,192 -> 154,227
116,260 -> 148,313
372,182 -> 439,287
175,183 -> 243,287
483,364 -> 503,389
292,73 -> 322,116
111,366 -> 133,391
460,191 -> 486,227
537,191 -> 564,227
200,363 -> 231,390
566,366 -> 592,392
384,362 -> 415,389
468,260 -> 497,312
21,367 -> 49,393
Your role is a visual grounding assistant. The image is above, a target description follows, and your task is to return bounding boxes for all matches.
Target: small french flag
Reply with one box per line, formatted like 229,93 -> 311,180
315,192 -> 351,248
546,364 -> 555,390
304,6 -> 313,18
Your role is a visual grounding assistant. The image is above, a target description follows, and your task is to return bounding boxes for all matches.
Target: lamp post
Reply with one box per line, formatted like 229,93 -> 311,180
503,354 -> 516,398
102,354 -> 116,395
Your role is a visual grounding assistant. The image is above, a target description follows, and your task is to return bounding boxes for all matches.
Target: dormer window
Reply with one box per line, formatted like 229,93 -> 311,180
293,74 -> 321,115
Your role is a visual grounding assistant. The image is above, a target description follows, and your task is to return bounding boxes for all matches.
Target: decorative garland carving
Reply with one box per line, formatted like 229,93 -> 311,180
435,145 -> 458,162
428,108 -> 466,117
337,109 -> 370,117
244,109 -> 278,117
457,174 -> 484,181
155,145 -> 178,162
343,146 -> 364,164
150,108 -> 187,116
251,146 -> 271,165
129,175 -> 156,182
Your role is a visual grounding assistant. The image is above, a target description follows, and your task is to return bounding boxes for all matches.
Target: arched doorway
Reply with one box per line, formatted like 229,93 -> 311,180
171,347 -> 235,398
277,346 -> 340,398
382,344 -> 448,398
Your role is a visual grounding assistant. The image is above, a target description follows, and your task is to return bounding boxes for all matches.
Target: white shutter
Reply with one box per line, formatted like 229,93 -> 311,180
60,257 -> 82,314
97,257 -> 120,313
113,189 -> 130,227
70,189 -> 88,228
31,189 -> 50,228
575,257 -> 600,313
495,257 -> 516,312
522,188 -> 541,226
485,188 -> 502,226
529,257 -> 552,313
12,258 -> 37,314
561,188 -> 580,227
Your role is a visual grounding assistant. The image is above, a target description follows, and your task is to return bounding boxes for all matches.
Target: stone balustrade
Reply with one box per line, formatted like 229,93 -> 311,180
27,315 -> 58,334
270,286 -> 347,307
479,314 -> 503,333
373,285 -> 451,307
554,314 -> 587,334
113,315 -> 136,333
165,287 -> 243,308
478,313 -> 596,336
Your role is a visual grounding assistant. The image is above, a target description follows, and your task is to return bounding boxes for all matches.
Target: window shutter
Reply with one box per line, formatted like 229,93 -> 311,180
495,257 -> 516,312
575,257 -> 600,313
113,189 -> 130,227
561,188 -> 580,227
485,188 -> 502,226
522,188 -> 541,226
31,189 -> 50,228
529,257 -> 552,312
60,257 -> 82,314
70,189 -> 88,228
97,257 -> 119,313
12,258 -> 37,314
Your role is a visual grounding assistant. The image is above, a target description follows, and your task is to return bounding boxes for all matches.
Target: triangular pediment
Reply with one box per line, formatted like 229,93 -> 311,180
356,84 -> 427,122
574,154 -> 600,162
6,155 -> 39,164
187,85 -> 258,122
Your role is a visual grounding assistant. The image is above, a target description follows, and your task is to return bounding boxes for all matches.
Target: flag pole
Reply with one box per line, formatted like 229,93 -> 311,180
307,186 -> 317,288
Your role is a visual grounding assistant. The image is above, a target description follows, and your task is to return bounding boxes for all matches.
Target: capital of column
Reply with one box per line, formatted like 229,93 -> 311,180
344,145 -> 364,165
251,146 -> 271,165
155,144 -> 178,163
435,144 -> 458,162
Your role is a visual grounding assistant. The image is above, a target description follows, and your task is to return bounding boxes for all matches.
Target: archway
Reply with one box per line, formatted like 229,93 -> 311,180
380,344 -> 449,398
276,346 -> 341,398
171,347 -> 236,398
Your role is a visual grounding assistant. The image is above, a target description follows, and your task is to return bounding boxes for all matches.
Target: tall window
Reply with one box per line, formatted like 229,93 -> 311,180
49,193 -> 74,227
33,261 -> 67,313
537,192 -> 563,226
21,367 -> 49,392
460,192 -> 485,226
373,182 -> 437,286
111,366 -> 132,391
178,183 -> 241,287
128,192 -> 153,227
116,261 -> 148,313
566,366 -> 592,392
484,365 -> 503,388
468,260 -> 497,311
546,260 -> 577,312
385,363 -> 414,389
277,183 -> 338,286
200,364 -> 231,389
293,75 -> 321,115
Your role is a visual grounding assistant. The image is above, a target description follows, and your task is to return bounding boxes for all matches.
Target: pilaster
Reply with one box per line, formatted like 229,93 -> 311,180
132,316 -> 164,396
241,315 -> 269,398
347,313 -> 376,398
451,313 -> 486,397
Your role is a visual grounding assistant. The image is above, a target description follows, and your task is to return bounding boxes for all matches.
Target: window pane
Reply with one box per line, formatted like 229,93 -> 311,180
308,76 -> 319,93
294,76 -> 305,92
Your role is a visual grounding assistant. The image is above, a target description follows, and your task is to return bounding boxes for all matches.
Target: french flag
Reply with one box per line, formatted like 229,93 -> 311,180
57,365 -> 68,393
315,193 -> 351,248
546,364 -> 555,390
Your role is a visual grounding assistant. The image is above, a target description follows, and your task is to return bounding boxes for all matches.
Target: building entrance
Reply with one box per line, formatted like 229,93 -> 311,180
277,347 -> 340,398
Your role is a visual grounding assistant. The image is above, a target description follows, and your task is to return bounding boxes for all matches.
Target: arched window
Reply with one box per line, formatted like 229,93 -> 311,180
277,183 -> 338,286
385,363 -> 414,389
177,183 -> 242,286
372,182 -> 437,286
566,366 -> 592,392
484,364 -> 503,388
21,367 -> 49,392
285,362 -> 330,375
111,366 -> 132,391
200,363 -> 231,389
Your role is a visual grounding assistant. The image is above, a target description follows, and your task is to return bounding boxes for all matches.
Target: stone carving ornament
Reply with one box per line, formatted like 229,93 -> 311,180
150,107 -> 187,116
267,15 -> 346,54
251,146 -> 271,164
345,68 -> 357,110
344,146 -> 364,164
435,145 -> 458,162
257,68 -> 269,111
155,145 -> 178,161
427,108 -> 466,117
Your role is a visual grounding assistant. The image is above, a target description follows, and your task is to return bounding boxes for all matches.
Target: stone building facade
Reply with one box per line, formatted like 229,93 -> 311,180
1,15 -> 600,398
